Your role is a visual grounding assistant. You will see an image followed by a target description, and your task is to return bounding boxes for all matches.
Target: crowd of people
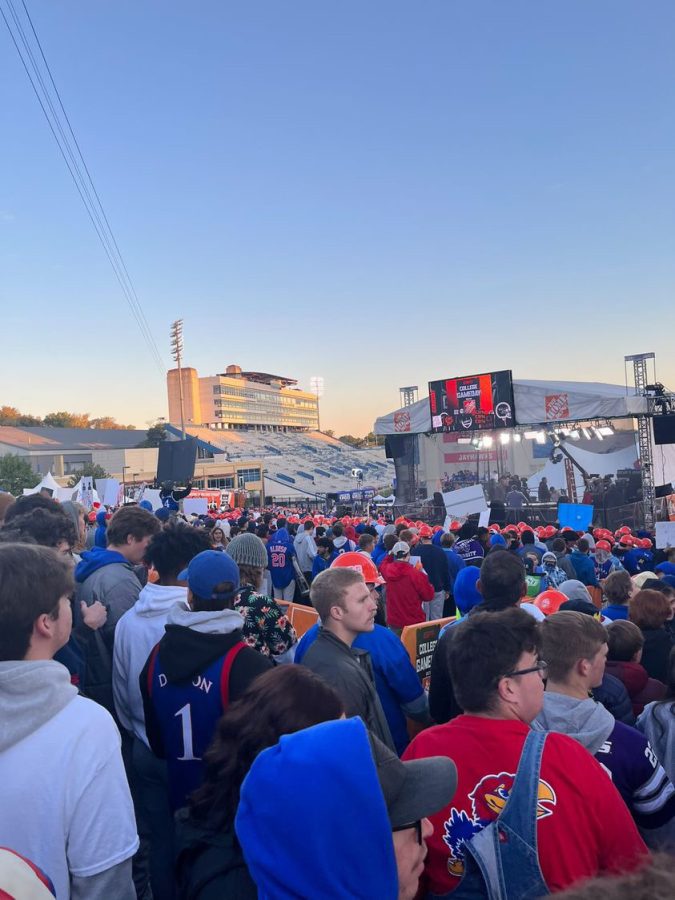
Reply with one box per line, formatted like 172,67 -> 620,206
0,486 -> 674,898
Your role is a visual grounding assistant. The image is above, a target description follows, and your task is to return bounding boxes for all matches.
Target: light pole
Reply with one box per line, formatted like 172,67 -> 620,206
170,319 -> 186,440
310,376 -> 324,432
122,465 -> 130,502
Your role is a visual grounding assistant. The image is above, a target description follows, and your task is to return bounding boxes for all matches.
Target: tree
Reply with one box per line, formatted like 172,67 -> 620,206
89,416 -> 135,430
323,429 -> 335,438
138,423 -> 167,448
67,462 -> 110,487
0,454 -> 41,495
338,434 -> 366,448
0,406 -> 21,425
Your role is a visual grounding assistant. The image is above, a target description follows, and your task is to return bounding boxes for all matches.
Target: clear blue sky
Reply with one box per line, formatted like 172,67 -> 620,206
1,1 -> 674,435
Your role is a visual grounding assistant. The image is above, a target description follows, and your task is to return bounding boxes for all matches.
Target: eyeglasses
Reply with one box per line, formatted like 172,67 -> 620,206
392,820 -> 423,845
503,660 -> 548,679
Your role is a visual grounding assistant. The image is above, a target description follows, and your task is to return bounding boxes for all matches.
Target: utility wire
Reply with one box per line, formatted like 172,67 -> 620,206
17,0 -> 162,364
0,0 -> 166,374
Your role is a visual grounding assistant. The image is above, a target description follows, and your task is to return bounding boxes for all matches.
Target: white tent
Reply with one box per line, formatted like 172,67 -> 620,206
22,471 -> 62,497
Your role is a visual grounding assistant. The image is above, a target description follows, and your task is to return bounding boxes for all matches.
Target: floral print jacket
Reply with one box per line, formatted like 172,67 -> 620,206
234,585 -> 297,657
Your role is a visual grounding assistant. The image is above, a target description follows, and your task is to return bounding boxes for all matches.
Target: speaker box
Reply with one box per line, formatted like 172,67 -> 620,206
156,438 -> 198,484
653,415 -> 675,445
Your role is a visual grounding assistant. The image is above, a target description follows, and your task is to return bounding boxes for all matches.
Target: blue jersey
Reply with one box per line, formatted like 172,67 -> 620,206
146,641 -> 246,810
267,528 -> 296,588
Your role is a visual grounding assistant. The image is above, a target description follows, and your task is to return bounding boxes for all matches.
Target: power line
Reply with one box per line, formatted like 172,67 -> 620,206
0,0 -> 166,374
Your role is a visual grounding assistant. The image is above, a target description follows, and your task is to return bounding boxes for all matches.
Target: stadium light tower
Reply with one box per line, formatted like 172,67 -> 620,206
310,376 -> 324,432
170,319 -> 186,440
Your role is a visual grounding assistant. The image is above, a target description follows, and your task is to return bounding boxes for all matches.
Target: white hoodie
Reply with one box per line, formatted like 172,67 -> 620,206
113,582 -> 187,746
0,661 -> 137,899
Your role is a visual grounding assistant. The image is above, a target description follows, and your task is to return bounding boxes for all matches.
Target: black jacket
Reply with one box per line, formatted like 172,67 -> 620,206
592,672 -> 635,726
640,628 -> 674,684
301,629 -> 395,751
411,543 -> 451,592
139,625 -> 272,758
174,808 -> 257,900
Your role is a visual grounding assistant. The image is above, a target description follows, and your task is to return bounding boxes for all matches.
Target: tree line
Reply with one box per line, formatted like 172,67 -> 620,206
0,406 -> 136,430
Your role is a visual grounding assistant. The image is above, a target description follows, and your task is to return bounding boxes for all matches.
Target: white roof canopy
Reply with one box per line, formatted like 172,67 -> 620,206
374,379 -> 648,435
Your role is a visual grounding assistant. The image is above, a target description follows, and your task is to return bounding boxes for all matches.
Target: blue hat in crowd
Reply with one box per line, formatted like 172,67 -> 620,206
178,550 -> 240,602
489,533 -> 507,547
454,567 -> 482,615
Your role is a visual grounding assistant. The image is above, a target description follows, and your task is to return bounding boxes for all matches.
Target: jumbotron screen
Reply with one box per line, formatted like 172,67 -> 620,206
428,370 -> 515,433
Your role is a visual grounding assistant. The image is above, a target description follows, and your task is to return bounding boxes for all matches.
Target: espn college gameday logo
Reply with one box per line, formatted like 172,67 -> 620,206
545,393 -> 569,421
394,411 -> 411,432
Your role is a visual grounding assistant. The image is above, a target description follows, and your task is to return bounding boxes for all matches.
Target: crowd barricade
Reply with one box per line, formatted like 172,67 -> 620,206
276,601 -> 320,637
400,617 -> 454,691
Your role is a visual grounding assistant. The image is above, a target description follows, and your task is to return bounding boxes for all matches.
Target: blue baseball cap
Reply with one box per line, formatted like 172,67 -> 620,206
178,550 -> 240,602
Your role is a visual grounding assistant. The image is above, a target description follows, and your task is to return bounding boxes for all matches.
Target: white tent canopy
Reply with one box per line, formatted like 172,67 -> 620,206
22,471 -> 62,496
374,379 -> 648,435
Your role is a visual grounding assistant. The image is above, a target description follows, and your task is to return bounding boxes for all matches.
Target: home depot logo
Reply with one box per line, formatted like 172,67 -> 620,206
394,411 -> 411,432
545,393 -> 569,421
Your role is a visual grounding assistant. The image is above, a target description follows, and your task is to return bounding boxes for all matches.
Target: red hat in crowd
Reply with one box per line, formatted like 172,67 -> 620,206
534,590 -> 568,616
331,552 -> 385,585
595,540 -> 612,553
419,525 -> 433,539
619,535 -> 634,548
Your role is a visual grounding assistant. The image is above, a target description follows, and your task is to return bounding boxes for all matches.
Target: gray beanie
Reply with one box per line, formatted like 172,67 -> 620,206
558,579 -> 592,603
226,532 -> 268,568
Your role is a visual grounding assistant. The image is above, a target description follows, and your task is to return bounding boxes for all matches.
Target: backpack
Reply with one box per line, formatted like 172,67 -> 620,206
428,731 -> 550,900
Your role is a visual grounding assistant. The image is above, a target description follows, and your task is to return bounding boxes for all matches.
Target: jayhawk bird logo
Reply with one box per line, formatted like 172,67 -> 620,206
443,772 -> 557,877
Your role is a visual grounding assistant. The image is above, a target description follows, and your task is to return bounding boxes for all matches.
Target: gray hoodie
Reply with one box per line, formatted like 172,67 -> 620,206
0,660 -> 77,752
533,691 -> 614,754
0,661 -> 135,899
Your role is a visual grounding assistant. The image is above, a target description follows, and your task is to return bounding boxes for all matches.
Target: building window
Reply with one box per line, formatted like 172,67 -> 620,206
237,467 -> 261,484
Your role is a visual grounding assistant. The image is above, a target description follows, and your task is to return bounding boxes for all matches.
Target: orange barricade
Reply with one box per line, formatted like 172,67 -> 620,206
400,617 -> 453,691
276,601 -> 319,638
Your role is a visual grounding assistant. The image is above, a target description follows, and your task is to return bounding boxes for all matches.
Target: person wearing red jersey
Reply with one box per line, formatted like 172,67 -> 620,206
403,608 -> 648,897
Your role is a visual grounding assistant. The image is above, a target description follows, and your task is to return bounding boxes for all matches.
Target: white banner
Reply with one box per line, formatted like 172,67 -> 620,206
183,498 -> 209,517
442,484 -> 488,518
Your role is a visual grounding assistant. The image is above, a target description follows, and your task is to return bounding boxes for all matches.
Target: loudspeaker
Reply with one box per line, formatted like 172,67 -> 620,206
156,438 -> 198,484
653,415 -> 675,445
655,483 -> 674,499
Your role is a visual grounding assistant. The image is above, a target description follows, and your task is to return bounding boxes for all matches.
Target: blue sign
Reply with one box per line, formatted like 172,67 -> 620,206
558,503 -> 594,532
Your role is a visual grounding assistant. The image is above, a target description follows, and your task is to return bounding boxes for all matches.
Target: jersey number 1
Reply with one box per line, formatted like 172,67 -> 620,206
175,703 -> 201,761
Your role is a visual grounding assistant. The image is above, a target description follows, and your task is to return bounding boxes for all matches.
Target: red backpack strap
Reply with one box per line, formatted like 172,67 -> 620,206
219,641 -> 247,709
146,643 -> 161,699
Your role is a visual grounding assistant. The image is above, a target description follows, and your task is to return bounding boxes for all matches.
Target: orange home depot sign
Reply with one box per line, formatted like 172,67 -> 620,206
545,393 -> 570,420
394,410 -> 411,432
400,618 -> 453,690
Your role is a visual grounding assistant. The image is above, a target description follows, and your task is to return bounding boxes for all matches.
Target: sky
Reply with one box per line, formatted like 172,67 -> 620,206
1,0 -> 674,436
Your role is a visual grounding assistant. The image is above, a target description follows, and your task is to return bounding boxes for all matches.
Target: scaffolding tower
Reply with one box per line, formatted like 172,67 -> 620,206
625,353 -> 656,529
400,386 -> 419,407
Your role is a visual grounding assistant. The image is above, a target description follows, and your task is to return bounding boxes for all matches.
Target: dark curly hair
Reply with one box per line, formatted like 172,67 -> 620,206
187,666 -> 343,829
0,508 -> 77,550
3,493 -> 62,525
143,523 -> 212,580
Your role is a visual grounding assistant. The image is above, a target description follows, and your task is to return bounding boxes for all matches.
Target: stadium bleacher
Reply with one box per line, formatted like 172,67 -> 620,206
164,425 -> 393,498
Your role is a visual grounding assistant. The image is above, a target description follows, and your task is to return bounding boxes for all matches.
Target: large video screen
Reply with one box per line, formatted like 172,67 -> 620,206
428,370 -> 515,433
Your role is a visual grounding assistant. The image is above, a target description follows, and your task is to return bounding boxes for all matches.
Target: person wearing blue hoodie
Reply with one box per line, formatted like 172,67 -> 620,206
235,716 -> 457,900
266,520 -> 297,601
94,508 -> 108,548
75,506 -> 161,714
